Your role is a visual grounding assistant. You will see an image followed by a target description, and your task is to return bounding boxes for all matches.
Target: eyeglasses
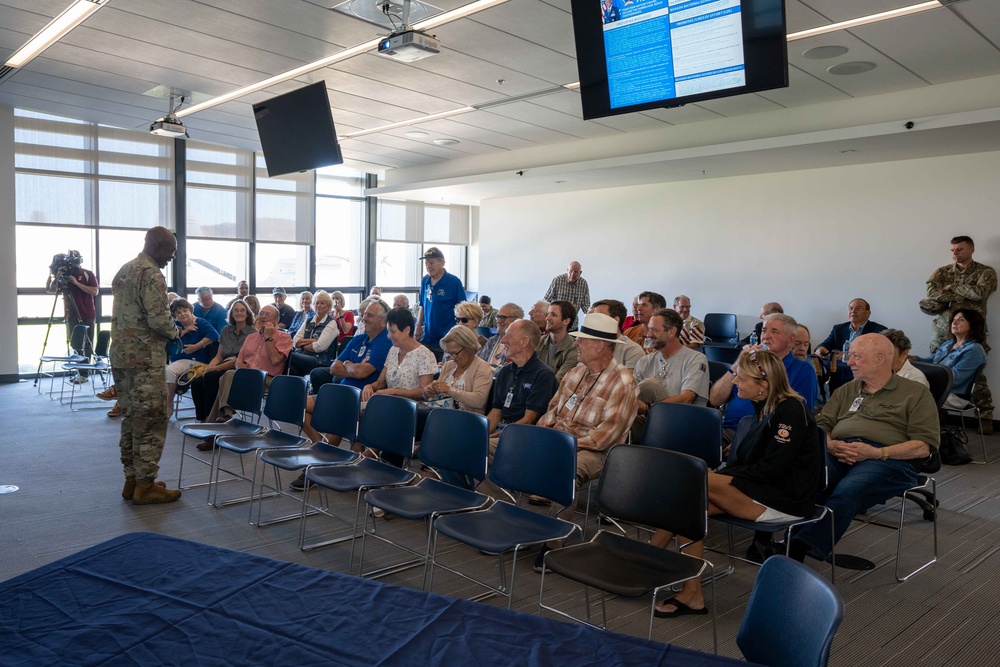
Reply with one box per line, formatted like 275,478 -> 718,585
748,349 -> 767,378
496,315 -> 514,321
455,317 -> 473,324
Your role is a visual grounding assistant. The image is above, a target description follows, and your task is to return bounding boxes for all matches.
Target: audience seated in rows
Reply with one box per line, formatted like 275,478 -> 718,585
190,300 -> 257,422
650,348 -> 823,618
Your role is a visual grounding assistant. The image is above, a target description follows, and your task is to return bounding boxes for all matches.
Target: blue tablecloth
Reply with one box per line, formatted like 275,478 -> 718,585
1,532 -> 747,666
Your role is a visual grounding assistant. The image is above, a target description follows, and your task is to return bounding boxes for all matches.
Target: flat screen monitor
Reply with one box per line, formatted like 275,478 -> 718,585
570,0 -> 788,121
253,81 -> 344,177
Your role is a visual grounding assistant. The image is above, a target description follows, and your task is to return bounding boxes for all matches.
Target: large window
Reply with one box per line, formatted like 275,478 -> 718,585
376,199 -> 470,291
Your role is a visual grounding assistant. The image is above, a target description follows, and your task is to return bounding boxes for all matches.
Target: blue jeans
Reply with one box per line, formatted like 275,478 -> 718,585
794,455 -> 918,558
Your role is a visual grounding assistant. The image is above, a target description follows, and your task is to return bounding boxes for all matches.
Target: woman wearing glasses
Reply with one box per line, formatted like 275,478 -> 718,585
427,325 -> 494,414
454,300 -> 489,347
651,348 -> 823,619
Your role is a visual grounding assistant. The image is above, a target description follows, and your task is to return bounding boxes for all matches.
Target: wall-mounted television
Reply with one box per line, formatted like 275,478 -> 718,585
570,0 -> 788,121
253,81 -> 344,177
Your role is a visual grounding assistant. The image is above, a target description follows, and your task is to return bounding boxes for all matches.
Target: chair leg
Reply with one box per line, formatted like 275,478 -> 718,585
896,479 -> 938,582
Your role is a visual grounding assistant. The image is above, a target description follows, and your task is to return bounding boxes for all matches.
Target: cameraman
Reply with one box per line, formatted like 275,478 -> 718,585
46,251 -> 99,382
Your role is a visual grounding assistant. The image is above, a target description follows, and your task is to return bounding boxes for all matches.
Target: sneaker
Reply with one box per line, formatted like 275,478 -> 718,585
107,402 -> 122,417
372,507 -> 386,519
533,547 -> 552,574
70,375 -> 88,384
288,473 -> 306,491
527,494 -> 552,506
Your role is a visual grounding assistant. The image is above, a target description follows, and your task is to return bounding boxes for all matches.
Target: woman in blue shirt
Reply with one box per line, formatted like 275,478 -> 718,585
930,308 -> 988,409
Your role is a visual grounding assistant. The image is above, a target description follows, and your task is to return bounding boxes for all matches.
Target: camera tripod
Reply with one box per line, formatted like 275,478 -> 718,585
33,285 -> 86,387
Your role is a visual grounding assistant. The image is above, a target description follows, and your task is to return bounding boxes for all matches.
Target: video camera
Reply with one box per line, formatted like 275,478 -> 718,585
49,250 -> 84,291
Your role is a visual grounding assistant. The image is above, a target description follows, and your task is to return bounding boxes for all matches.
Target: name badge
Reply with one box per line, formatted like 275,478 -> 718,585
849,397 -> 863,412
565,394 -> 579,411
504,390 -> 514,408
358,346 -> 366,357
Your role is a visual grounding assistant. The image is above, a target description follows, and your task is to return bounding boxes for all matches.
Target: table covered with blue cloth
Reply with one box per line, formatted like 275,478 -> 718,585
1,532 -> 748,666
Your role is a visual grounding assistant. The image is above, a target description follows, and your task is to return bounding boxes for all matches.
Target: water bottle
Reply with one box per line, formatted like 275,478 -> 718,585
749,331 -> 758,347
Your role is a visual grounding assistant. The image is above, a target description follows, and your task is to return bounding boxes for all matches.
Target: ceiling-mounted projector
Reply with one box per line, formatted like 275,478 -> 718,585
377,29 -> 440,62
150,115 -> 188,138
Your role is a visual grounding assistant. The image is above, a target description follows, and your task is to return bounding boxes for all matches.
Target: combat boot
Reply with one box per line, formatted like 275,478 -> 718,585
132,481 -> 181,505
122,477 -> 166,500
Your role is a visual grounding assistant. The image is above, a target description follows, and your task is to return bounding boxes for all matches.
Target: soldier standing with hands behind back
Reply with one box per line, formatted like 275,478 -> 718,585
111,226 -> 182,504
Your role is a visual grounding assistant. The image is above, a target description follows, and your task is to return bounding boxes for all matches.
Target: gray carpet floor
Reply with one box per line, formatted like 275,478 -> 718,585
2,378 -> 998,665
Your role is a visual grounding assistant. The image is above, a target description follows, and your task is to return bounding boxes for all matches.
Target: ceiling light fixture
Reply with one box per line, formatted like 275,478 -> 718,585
175,0 -> 508,119
340,107 -> 475,139
786,1 -> 941,41
3,0 -> 109,69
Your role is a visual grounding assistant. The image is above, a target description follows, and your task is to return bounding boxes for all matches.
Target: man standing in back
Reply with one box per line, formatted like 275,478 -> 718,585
111,226 -> 182,505
415,247 -> 466,361
544,261 -> 590,329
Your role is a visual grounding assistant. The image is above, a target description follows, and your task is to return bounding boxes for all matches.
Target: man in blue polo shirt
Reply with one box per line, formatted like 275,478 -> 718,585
291,299 -> 392,490
710,312 -> 818,444
415,247 -> 465,361
192,287 -> 228,337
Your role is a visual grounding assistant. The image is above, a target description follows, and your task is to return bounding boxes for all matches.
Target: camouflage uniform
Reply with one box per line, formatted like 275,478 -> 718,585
111,252 -> 178,483
925,260 -> 997,421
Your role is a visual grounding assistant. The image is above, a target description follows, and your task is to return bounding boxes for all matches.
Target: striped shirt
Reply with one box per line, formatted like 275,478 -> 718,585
538,357 -> 639,452
680,315 -> 706,346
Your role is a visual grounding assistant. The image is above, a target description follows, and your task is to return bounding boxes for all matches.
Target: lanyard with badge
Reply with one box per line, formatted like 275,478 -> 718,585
559,370 -> 604,417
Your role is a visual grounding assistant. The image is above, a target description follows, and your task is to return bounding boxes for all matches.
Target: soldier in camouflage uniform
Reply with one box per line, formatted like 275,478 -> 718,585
111,227 -> 183,504
922,235 -> 996,432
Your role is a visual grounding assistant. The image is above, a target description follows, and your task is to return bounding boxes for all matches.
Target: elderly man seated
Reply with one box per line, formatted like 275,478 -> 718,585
789,334 -> 939,563
814,298 -> 887,392
478,302 -> 523,368
533,312 -> 638,572
673,295 -> 705,348
589,299 -> 644,369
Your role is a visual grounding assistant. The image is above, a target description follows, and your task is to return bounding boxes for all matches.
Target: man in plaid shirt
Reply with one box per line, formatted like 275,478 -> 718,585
534,312 -> 639,571
544,261 -> 590,328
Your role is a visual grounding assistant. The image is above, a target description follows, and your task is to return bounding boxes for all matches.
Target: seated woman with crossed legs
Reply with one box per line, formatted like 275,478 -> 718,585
650,348 -> 823,618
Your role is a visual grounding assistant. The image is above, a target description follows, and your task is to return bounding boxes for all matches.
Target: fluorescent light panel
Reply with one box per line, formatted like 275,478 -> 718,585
4,0 -> 107,69
787,1 -> 941,41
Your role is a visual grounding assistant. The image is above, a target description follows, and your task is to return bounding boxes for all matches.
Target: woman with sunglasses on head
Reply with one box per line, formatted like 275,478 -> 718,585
650,348 -> 823,619
454,300 -> 488,348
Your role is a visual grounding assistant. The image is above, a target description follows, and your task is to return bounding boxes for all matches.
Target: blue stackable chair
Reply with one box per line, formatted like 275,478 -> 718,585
254,383 -> 362,527
359,408 -> 491,586
177,368 -> 267,490
702,344 -> 742,364
539,446 -> 716,649
428,424 -> 580,609
641,402 -> 723,469
737,556 -> 844,667
210,375 -> 310,516
703,313 -> 739,344
298,395 -> 418,572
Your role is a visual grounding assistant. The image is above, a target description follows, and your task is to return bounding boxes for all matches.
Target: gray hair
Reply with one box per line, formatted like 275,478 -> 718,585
511,319 -> 542,350
441,325 -> 481,355
312,290 -> 334,309
502,302 -> 524,319
764,312 -> 798,335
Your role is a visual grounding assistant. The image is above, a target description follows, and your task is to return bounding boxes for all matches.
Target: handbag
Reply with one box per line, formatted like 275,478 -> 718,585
177,362 -> 208,387
938,426 -> 972,466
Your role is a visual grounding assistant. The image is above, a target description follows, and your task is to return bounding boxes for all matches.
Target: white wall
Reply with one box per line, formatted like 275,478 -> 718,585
479,150 -> 1000,391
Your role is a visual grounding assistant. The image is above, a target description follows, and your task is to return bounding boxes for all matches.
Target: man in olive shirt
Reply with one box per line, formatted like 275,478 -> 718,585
790,334 -> 939,562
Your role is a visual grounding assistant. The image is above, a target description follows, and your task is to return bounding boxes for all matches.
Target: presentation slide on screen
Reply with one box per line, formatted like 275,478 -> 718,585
602,0 -> 746,109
